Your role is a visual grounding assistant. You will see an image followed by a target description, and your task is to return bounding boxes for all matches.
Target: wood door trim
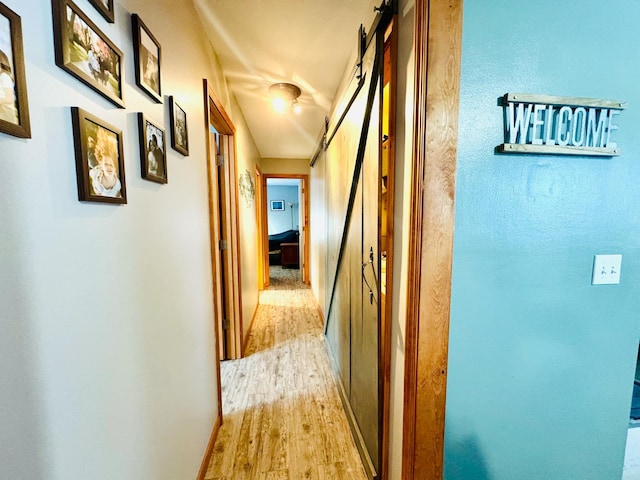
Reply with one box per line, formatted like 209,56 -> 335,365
196,413 -> 222,480
207,88 -> 235,135
380,17 -> 397,480
255,166 -> 266,290
204,79 -> 244,361
227,138 -> 245,357
203,81 -> 224,417
261,174 -> 270,287
401,1 -> 463,479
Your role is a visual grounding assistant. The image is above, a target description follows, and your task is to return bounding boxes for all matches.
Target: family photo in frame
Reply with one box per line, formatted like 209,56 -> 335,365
71,107 -> 127,204
51,0 -> 124,108
169,96 -> 188,156
132,14 -> 161,103
87,0 -> 114,23
138,113 -> 167,184
0,1 -> 30,138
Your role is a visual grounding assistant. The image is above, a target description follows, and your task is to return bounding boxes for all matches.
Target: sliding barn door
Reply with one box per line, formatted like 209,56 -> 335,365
324,28 -> 382,478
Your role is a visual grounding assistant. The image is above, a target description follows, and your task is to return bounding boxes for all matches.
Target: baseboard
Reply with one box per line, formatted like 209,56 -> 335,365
323,338 -> 377,480
243,303 -> 260,353
196,413 -> 222,480
316,303 -> 325,325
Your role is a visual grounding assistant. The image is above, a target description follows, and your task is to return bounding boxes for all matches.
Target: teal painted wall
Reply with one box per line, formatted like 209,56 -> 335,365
446,1 -> 640,479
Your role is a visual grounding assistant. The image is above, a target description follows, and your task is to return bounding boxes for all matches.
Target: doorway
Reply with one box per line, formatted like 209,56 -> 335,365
261,174 -> 310,287
204,80 -> 244,362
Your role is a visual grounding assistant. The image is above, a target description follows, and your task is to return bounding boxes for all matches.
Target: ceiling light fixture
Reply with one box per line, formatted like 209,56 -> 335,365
269,82 -> 302,114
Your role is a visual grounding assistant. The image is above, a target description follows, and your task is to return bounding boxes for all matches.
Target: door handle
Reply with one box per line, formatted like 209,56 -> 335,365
362,246 -> 378,305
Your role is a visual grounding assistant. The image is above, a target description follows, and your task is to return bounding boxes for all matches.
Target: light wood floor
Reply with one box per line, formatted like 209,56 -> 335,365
203,267 -> 368,480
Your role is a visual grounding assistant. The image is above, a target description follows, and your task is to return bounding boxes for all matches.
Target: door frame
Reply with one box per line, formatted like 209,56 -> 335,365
401,0 -> 463,478
204,79 -> 244,361
255,166 -> 266,290
261,173 -> 310,286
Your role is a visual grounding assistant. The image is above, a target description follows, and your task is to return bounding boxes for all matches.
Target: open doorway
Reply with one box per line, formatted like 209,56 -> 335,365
623,344 -> 640,479
204,80 -> 244,362
261,174 -> 310,287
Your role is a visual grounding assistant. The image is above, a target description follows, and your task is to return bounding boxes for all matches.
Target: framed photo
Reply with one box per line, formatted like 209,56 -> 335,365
0,2 -> 30,138
138,113 -> 167,184
51,0 -> 124,108
71,107 -> 126,204
132,14 -> 161,103
169,96 -> 188,156
87,0 -> 114,23
270,200 -> 285,211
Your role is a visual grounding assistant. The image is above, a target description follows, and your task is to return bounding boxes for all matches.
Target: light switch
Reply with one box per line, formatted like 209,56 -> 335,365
592,254 -> 622,285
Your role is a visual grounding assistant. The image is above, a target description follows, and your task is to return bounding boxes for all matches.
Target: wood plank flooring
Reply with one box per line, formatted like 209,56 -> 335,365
203,267 -> 367,480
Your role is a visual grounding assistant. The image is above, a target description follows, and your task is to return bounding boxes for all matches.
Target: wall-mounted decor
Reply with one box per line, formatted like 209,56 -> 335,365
51,0 -> 124,108
132,14 -> 161,103
169,96 -> 188,156
270,200 -> 284,211
0,2 -> 30,138
497,93 -> 625,157
87,0 -> 114,24
138,113 -> 167,184
238,169 -> 255,207
71,107 -> 126,203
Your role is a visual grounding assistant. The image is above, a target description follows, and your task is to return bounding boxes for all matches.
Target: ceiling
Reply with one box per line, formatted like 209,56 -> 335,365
192,0 -> 379,160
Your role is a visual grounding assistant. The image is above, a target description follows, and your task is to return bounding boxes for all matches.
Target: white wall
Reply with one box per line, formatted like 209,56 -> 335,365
266,184 -> 300,234
231,97 -> 261,349
0,0 -> 259,478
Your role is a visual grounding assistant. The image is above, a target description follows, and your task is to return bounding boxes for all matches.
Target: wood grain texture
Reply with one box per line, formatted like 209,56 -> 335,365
229,139 -> 245,357
203,273 -> 367,480
504,92 -> 626,109
498,143 -> 620,156
203,80 -> 224,424
380,19 -> 398,480
205,80 -> 244,360
255,167 -> 266,290
402,0 -> 463,479
197,413 -> 223,480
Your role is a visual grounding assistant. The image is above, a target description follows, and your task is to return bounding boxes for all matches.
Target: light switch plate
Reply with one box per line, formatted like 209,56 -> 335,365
592,254 -> 622,285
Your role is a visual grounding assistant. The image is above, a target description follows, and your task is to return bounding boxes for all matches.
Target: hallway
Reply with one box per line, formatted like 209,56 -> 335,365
203,267 -> 367,480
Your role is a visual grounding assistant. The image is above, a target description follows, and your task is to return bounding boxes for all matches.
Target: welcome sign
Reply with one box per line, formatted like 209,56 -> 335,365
498,93 -> 625,156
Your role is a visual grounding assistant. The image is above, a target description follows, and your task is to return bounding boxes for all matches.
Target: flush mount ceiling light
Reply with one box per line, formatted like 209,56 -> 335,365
269,82 -> 302,114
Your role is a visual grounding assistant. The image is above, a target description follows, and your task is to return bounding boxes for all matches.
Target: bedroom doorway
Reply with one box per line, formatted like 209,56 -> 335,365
204,79 -> 244,362
261,174 -> 310,287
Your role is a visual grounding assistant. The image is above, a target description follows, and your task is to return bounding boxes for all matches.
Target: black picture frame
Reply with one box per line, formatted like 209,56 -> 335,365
132,14 -> 161,103
169,96 -> 188,156
0,2 -> 31,138
51,0 -> 124,108
71,107 -> 127,204
270,200 -> 285,211
138,113 -> 167,184
87,0 -> 114,23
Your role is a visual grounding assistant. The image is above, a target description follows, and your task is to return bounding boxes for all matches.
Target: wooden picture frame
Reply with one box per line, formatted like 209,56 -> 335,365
270,200 -> 285,211
169,96 -> 188,156
71,107 -> 126,204
132,14 -> 161,103
0,2 -> 31,138
87,0 -> 114,24
138,113 -> 167,184
51,0 -> 124,108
